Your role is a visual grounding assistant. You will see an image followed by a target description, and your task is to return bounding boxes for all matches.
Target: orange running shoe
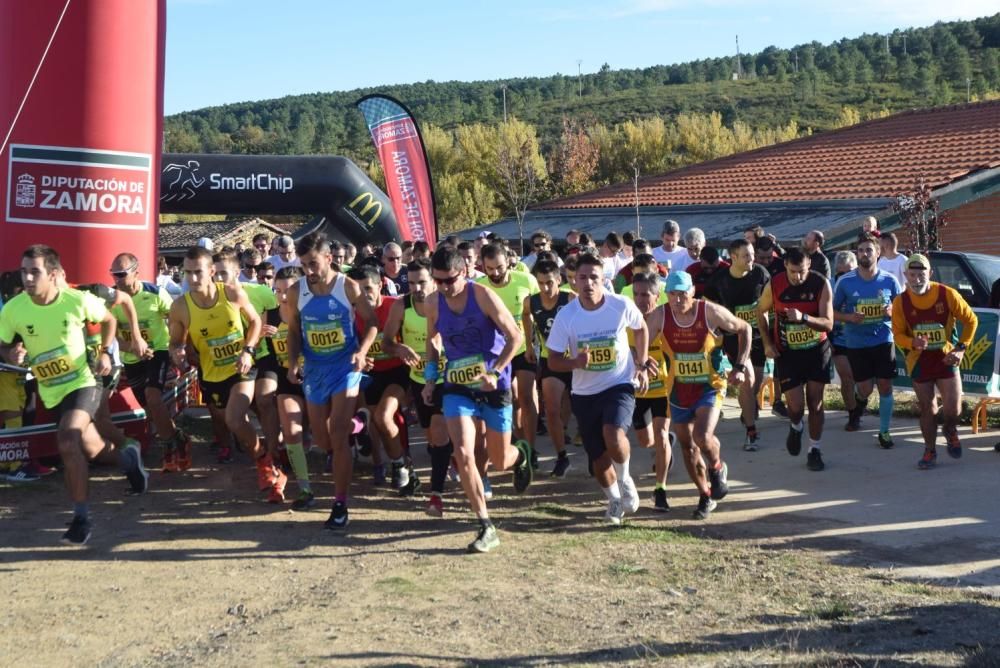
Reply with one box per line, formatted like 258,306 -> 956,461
175,433 -> 192,471
161,446 -> 178,473
267,468 -> 287,504
256,455 -> 275,491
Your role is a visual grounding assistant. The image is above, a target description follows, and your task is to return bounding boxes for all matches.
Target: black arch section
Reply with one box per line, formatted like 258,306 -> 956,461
158,153 -> 398,247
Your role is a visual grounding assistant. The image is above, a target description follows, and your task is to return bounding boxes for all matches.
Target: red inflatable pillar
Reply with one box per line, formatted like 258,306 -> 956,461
0,0 -> 166,283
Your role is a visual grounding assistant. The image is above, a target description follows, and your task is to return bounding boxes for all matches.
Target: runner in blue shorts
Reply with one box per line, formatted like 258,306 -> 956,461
285,233 -> 378,531
422,246 -> 532,553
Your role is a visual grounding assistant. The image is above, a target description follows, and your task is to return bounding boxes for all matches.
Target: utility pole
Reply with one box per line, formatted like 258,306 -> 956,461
794,50 -> 798,73
967,77 -> 972,102
577,60 -> 583,97
501,84 -> 508,123
735,35 -> 742,79
902,34 -> 907,55
885,34 -> 889,54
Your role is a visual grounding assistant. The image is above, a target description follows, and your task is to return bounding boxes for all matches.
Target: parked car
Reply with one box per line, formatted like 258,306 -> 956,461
927,251 -> 1000,308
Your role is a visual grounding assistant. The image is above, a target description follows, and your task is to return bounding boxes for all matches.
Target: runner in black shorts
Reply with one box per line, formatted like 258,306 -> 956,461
383,259 -> 453,516
524,259 -> 574,477
830,251 -> 862,431
705,239 -> 769,451
757,248 -> 834,472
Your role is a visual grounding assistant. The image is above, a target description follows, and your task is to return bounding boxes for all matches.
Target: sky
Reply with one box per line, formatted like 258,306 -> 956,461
164,0 -> 998,115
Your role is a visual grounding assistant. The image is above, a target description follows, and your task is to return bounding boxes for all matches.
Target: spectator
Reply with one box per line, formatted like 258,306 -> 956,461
523,230 -> 562,270
345,242 -> 357,267
457,241 -> 485,279
411,240 -> 432,261
238,249 -> 261,283
256,261 -> 275,287
802,229 -> 831,279
652,219 -> 694,271
877,232 -> 907,286
621,231 -> 636,259
744,225 -> 766,245
252,233 -> 270,256
754,237 -> 785,276
382,242 -> 408,294
565,229 -> 582,247
400,239 -> 415,264
268,234 -> 300,270
860,215 -> 881,238
686,245 -> 730,298
330,240 -> 347,269
678,228 -> 706,271
614,252 -> 659,293
156,255 -> 183,297
600,232 -> 629,280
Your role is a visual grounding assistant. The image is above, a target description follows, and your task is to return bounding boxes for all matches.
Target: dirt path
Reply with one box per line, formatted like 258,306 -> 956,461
2,403 -> 1000,666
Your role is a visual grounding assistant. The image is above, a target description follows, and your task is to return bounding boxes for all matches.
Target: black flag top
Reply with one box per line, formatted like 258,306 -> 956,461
159,153 -> 400,246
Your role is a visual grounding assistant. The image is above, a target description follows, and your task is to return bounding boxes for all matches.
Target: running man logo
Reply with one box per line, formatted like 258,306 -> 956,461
347,192 -> 382,227
161,160 -> 205,202
960,335 -> 991,370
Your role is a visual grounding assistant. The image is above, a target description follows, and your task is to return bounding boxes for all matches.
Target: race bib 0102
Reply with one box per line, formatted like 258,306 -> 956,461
207,331 -> 243,368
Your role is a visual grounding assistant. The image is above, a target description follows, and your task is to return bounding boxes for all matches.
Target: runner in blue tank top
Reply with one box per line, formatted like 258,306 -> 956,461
832,233 -> 902,448
422,245 -> 532,553
285,232 -> 378,532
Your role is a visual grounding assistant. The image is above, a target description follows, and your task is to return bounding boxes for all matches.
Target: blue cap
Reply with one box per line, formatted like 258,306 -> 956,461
665,271 -> 693,293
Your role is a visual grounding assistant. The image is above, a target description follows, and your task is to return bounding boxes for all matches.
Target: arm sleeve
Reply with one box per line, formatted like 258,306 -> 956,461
948,288 -> 979,347
890,295 -> 914,350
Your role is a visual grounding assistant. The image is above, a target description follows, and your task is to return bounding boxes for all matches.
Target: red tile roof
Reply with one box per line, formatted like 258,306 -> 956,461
539,100 -> 1000,210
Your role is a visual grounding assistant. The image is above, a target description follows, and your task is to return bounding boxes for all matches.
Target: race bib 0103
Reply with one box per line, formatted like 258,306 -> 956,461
31,346 -> 80,387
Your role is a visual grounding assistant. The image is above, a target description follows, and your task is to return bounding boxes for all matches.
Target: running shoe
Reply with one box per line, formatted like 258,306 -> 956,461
467,523 -> 499,553
398,474 -> 421,497
372,464 -> 387,486
771,399 -> 788,418
5,463 -> 40,483
324,501 -> 349,531
121,441 -> 149,494
175,431 -> 192,471
425,493 -> 444,518
550,453 -> 571,478
693,494 -> 717,520
944,428 -> 962,459
160,445 -> 178,473
707,462 -> 729,500
353,411 -> 372,457
573,432 -> 584,448
994,442 -> 1000,453
291,491 -> 316,511
267,468 -> 287,504
845,404 -> 863,432
786,426 -> 803,456
605,498 -> 625,525
390,461 -> 408,489
256,457 -> 275,491
806,449 -> 825,471
217,444 -> 234,464
619,476 -> 640,514
743,426 -> 759,452
512,440 -> 533,493
482,475 -> 493,500
62,515 -> 92,545
877,432 -> 895,450
653,488 -> 670,512
918,448 -> 937,470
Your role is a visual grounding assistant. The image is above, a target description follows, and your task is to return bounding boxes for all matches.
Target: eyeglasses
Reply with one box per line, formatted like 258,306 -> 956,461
433,274 -> 461,285
533,243 -> 547,249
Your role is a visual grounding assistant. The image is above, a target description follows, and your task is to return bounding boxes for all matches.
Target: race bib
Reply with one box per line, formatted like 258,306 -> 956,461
674,352 -> 709,383
118,325 -> 152,345
273,329 -> 290,367
786,323 -> 821,350
914,322 -> 946,350
446,355 -> 486,387
583,337 -> 616,372
305,322 -> 346,354
31,346 -> 80,388
733,302 -> 758,327
856,298 -> 887,324
207,331 -> 243,368
369,333 -> 392,361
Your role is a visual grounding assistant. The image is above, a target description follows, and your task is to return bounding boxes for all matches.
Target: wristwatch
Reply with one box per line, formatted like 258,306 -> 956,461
953,343 -> 967,352
801,313 -> 810,324
733,363 -> 747,374
242,346 -> 257,356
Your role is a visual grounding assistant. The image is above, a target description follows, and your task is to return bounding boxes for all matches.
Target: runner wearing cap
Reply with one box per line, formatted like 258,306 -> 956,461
891,254 -> 978,469
659,270 -> 750,519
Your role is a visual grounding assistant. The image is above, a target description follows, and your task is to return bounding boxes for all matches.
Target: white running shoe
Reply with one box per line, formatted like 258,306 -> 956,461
605,498 -> 625,525
619,476 -> 640,514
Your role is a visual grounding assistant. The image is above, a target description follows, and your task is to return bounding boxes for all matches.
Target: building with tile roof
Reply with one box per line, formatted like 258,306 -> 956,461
477,100 -> 1000,254
158,217 -> 290,258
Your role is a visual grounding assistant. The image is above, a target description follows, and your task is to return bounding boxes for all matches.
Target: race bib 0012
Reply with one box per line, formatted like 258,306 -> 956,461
305,322 -> 346,354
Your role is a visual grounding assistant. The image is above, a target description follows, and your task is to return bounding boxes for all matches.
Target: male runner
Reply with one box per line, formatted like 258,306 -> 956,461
383,259 -> 453,516
705,239 -> 769,450
348,265 -> 420,495
628,273 -> 674,511
477,243 -> 540,465
831,251 -> 862,431
168,245 -> 285,500
0,245 -> 147,544
109,253 -> 190,471
660,271 -> 748,519
523,259 -> 574,477
757,248 -> 835,471
833,233 -> 902,449
423,246 -> 531,552
285,233 -> 378,531
891,254 -> 978,469
546,253 -> 650,525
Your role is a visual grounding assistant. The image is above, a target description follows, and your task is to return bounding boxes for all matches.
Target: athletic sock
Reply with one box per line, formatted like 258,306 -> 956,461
654,482 -> 667,491
791,420 -> 804,432
612,457 -> 631,483
478,516 -> 493,529
285,442 -> 311,493
335,492 -> 347,505
602,483 -> 622,501
428,442 -> 453,493
879,393 -> 894,434
73,502 -> 89,520
391,456 -> 410,487
808,438 -> 821,453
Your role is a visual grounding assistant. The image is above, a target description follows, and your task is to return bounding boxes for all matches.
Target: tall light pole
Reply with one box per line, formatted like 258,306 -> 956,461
577,59 -> 583,97
501,84 -> 508,122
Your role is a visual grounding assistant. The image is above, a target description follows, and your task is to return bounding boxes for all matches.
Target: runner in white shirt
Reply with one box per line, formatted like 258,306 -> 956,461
651,220 -> 696,272
877,232 -> 908,287
546,252 -> 652,525
268,235 -> 301,271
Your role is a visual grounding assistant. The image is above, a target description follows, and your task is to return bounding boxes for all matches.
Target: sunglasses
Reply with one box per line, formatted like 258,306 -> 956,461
533,243 -> 548,249
433,274 -> 461,285
109,262 -> 137,278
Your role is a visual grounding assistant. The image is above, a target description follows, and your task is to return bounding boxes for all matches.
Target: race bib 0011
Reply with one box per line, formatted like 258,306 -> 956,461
914,322 -> 946,350
674,352 -> 709,383
583,338 -> 616,372
305,322 -> 346,354
446,355 -> 485,387
856,298 -> 887,324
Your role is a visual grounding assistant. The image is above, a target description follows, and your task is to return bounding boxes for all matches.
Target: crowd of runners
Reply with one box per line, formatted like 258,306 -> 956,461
0,216 -> 989,551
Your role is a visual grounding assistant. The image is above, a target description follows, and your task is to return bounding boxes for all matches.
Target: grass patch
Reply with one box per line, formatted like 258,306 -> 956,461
374,577 -> 417,595
608,562 -> 648,577
529,502 -> 576,518
813,598 -> 854,621
609,526 -> 700,545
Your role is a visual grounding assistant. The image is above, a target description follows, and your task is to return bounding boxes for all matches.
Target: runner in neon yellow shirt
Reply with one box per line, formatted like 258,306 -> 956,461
0,244 -> 148,545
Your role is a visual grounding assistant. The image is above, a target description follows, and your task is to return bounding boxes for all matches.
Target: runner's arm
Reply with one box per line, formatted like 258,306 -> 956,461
346,278 -> 378,358
756,283 -> 776,352
284,285 -> 303,380
522,295 -> 537,365
948,289 -> 979,349
110,290 -> 145,355
167,297 -> 190,367
706,301 -> 752,367
808,281 -> 835,332
475,283 -> 523,375
890,294 -> 915,350
382,298 -> 418,365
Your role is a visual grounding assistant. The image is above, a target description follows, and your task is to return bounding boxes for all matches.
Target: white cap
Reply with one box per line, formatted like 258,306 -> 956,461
196,237 -> 214,250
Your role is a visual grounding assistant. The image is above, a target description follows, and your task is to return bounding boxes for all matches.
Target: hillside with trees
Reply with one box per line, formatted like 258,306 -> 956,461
165,14 -> 1000,231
